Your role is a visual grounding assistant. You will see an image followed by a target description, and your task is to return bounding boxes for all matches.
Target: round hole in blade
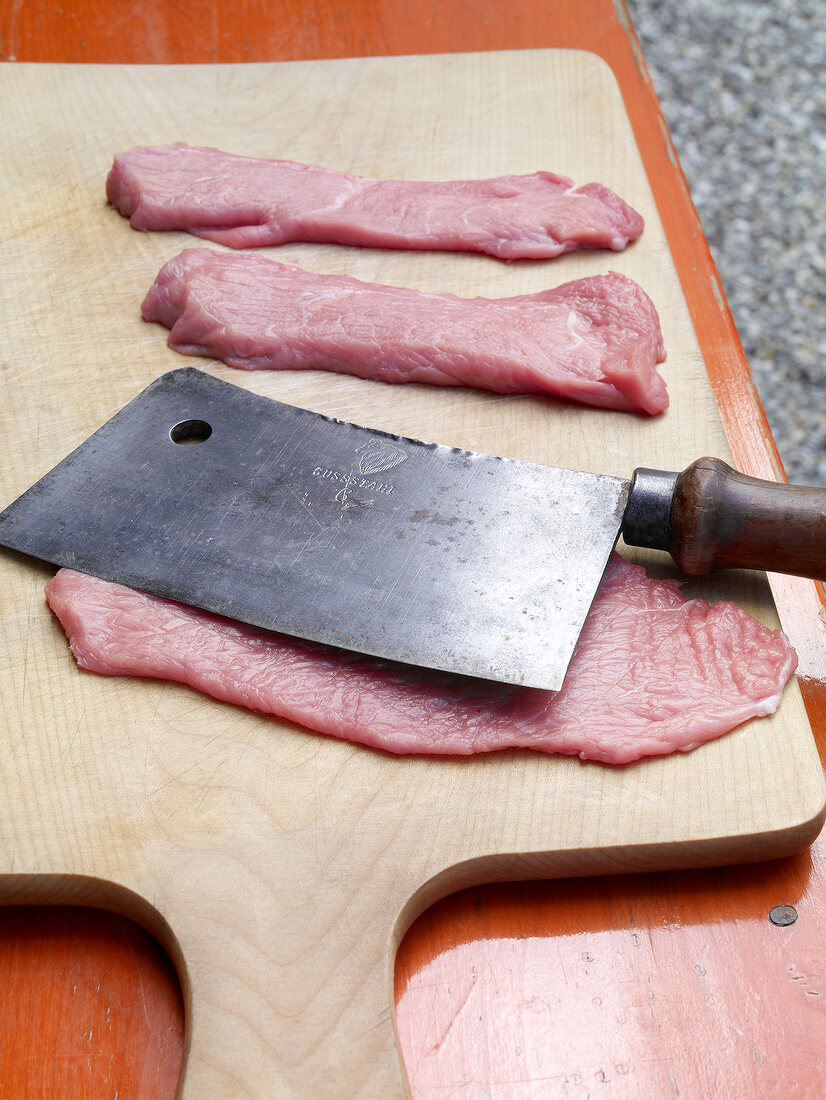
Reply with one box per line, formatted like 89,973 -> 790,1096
170,419 -> 213,445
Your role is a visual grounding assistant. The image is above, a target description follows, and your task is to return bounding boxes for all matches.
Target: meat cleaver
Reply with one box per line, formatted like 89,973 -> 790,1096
1,367 -> 825,691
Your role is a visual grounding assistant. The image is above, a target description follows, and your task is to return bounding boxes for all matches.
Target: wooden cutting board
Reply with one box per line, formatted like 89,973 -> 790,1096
0,52 -> 823,1099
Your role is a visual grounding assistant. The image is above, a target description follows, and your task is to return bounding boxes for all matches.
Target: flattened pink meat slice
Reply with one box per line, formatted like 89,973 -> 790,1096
44,557 -> 796,765
106,143 -> 644,261
142,249 -> 668,415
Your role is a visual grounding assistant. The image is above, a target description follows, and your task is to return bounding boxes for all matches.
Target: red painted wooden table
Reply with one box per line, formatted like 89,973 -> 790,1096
1,2 -> 824,1096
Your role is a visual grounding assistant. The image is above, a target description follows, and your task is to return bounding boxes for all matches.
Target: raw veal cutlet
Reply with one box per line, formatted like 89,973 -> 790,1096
142,249 -> 668,414
45,556 -> 796,765
107,142 -> 644,260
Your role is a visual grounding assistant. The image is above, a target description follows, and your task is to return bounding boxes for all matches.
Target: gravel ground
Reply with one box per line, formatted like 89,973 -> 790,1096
627,0 -> 826,485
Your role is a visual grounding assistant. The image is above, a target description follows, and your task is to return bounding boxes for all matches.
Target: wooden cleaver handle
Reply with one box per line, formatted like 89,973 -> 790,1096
625,458 -> 826,579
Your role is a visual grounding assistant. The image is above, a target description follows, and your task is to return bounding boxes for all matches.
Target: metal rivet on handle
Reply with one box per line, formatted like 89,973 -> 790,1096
768,904 -> 798,926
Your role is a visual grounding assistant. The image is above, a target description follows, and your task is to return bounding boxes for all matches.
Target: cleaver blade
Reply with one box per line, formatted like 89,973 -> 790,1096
0,368 -> 628,691
3,368 -> 826,690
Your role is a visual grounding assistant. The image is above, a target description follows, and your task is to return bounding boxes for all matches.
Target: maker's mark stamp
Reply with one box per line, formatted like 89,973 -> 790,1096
311,437 -> 408,506
354,439 -> 407,476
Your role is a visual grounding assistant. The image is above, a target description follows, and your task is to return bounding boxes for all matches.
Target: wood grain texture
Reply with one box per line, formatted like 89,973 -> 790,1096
666,458 -> 826,577
0,906 -> 183,1099
395,857 -> 826,1100
1,2 -> 826,1098
0,0 -> 648,64
0,52 -> 823,1098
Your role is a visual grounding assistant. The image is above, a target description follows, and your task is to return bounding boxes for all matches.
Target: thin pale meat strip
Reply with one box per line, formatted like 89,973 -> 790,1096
44,556 -> 796,765
142,249 -> 668,415
106,143 -> 644,261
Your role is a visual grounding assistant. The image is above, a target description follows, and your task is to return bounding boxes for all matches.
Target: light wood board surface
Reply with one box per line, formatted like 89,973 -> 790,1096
0,53 -> 823,1098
